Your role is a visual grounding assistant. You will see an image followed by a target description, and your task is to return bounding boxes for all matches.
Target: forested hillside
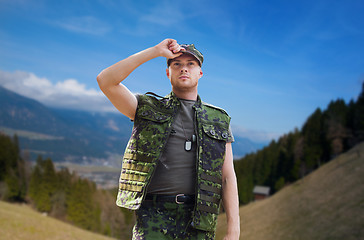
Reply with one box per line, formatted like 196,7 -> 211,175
0,133 -> 134,239
235,82 -> 364,204
217,142 -> 364,240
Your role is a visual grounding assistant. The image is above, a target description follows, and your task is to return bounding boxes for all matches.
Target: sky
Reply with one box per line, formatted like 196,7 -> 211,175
0,0 -> 363,143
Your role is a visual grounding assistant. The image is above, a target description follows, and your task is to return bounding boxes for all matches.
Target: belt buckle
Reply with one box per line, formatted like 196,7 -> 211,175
175,194 -> 185,204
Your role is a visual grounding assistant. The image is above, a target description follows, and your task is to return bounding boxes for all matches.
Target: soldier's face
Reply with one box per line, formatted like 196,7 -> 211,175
167,54 -> 203,92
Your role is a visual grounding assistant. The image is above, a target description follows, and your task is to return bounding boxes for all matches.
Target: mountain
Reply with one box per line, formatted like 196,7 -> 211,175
216,141 -> 364,240
0,86 -> 263,164
0,85 -> 70,136
232,136 -> 266,159
0,86 -> 132,165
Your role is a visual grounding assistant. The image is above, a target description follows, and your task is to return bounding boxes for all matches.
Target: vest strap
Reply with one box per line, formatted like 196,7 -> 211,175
199,194 -> 221,204
119,183 -> 143,192
200,183 -> 221,195
201,172 -> 222,185
122,162 -> 151,173
121,173 -> 147,182
197,203 -> 219,215
124,153 -> 155,163
145,91 -> 165,99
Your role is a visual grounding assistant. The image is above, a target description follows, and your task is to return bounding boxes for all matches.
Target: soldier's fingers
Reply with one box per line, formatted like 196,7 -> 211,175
172,46 -> 186,54
168,41 -> 182,53
178,47 -> 186,52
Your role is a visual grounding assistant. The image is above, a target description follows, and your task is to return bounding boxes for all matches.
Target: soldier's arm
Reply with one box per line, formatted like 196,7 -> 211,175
221,142 -> 240,240
97,39 -> 184,120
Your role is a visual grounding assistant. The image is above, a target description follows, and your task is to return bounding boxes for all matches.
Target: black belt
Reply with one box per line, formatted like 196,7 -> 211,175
145,194 -> 195,204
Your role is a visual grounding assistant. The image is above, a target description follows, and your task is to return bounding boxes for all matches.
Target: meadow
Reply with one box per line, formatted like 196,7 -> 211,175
1,143 -> 363,240
216,142 -> 364,240
0,201 -> 116,240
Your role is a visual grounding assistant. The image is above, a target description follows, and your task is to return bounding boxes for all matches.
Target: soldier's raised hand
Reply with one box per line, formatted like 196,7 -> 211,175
155,39 -> 186,59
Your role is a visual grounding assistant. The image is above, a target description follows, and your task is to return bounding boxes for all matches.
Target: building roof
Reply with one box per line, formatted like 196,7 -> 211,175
253,185 -> 270,195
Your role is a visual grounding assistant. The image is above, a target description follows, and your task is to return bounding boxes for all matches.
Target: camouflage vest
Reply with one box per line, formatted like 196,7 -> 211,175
116,92 -> 232,232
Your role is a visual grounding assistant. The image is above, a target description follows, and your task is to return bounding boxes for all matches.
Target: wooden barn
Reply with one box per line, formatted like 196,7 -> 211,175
253,185 -> 270,201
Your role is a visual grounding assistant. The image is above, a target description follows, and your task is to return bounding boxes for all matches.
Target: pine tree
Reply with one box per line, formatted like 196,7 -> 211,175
66,178 -> 100,231
0,134 -> 27,201
302,108 -> 325,174
353,82 -> 364,142
323,99 -> 350,157
28,156 -> 57,212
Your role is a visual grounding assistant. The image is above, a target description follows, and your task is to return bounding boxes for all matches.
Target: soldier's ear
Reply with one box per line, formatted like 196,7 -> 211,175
166,68 -> 170,78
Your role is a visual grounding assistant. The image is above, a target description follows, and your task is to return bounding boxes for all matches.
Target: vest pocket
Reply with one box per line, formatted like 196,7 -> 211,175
137,105 -> 172,123
200,122 -> 228,172
119,157 -> 155,193
201,122 -> 229,141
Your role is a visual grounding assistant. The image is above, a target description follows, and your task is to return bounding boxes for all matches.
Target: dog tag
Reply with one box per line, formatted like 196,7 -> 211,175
185,140 -> 192,151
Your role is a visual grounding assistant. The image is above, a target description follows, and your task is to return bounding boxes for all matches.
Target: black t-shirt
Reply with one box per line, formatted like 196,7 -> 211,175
146,99 -> 234,195
147,99 -> 197,195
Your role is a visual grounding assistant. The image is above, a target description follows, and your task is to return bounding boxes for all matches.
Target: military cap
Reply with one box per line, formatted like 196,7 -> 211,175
167,44 -> 204,66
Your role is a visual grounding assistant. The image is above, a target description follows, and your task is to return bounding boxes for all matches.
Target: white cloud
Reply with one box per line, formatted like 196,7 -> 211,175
53,16 -> 112,35
55,79 -> 100,96
0,70 -> 116,112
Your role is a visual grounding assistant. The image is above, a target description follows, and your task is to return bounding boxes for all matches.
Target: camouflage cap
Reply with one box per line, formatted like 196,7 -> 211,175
167,44 -> 204,66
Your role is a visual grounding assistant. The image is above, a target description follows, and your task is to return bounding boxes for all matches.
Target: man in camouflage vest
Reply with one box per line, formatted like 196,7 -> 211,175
97,39 -> 240,240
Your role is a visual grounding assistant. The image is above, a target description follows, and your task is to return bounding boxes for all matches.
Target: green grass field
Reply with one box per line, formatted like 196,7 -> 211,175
216,142 -> 364,240
0,201 -> 116,240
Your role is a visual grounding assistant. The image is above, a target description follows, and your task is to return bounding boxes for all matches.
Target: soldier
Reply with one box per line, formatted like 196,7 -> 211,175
97,39 -> 240,240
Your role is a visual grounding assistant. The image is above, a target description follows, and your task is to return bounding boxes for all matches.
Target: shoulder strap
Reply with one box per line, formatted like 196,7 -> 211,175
145,92 -> 165,99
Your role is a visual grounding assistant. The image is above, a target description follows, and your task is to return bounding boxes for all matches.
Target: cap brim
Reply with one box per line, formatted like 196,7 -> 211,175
167,52 -> 202,66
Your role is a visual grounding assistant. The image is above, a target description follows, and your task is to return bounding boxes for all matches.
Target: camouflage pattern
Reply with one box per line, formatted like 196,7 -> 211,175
191,101 -> 231,231
133,200 -> 214,240
167,43 -> 204,66
116,91 -> 232,232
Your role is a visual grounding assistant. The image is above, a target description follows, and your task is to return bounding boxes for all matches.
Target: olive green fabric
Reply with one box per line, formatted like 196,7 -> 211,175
116,91 -> 232,232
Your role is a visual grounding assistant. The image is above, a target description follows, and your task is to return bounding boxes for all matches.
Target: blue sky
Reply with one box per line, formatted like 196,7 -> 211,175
0,0 -> 363,143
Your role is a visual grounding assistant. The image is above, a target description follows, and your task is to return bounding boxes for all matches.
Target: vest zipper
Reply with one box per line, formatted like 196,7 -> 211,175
190,105 -> 200,228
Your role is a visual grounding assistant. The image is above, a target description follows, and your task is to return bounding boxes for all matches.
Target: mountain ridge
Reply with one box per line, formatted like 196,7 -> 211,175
0,86 -> 131,164
0,86 -> 261,164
